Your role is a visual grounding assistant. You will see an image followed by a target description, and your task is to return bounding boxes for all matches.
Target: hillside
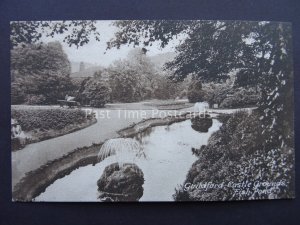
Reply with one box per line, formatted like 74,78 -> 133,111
149,52 -> 176,69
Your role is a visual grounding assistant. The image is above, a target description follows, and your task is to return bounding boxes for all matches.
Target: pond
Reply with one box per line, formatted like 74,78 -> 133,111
35,119 -> 222,202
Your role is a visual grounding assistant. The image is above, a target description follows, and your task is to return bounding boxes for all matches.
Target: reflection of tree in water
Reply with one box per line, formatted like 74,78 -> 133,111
133,127 -> 153,145
191,116 -> 213,133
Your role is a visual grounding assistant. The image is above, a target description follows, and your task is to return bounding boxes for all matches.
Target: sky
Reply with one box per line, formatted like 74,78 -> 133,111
41,21 -> 181,67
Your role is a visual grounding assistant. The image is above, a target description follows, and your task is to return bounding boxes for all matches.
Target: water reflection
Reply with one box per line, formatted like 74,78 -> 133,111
134,127 -> 153,145
35,119 -> 222,202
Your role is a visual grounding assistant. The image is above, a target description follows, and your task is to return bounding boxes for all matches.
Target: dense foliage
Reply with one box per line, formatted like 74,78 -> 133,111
219,88 -> 260,108
80,78 -> 111,107
108,21 -> 294,149
201,82 -> 260,108
11,107 -> 89,131
187,79 -> 205,103
68,48 -> 182,104
174,111 -> 294,201
104,48 -> 181,102
10,20 -> 295,200
10,21 -> 100,48
11,42 -> 73,105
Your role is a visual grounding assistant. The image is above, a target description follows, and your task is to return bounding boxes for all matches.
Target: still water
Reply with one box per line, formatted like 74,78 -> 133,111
35,119 -> 222,201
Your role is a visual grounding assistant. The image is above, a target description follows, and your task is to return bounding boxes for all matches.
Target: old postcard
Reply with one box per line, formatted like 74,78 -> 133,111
11,20 -> 294,202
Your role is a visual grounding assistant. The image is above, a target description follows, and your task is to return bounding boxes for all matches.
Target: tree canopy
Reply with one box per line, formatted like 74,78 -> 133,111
10,21 -> 294,148
10,21 -> 100,48
11,41 -> 73,104
107,20 -> 293,150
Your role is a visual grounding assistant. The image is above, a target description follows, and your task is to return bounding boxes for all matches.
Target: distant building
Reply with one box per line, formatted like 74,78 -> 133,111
79,62 -> 85,72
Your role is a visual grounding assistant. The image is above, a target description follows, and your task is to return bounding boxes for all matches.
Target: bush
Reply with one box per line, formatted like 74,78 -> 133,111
24,94 -> 46,105
219,88 -> 260,108
11,82 -> 25,104
191,116 -> 213,132
11,107 -> 89,131
174,111 -> 294,201
80,78 -> 111,107
187,80 -> 206,103
11,42 -> 73,105
202,83 -> 232,107
201,83 -> 260,108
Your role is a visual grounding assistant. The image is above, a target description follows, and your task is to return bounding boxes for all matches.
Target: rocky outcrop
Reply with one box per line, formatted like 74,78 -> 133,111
97,163 -> 144,202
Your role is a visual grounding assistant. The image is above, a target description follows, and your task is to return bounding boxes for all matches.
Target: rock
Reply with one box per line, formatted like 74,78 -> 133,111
191,115 -> 213,132
97,163 -> 144,201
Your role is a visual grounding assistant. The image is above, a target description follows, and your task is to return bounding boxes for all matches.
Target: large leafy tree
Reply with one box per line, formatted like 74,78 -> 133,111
10,21 -> 100,48
107,48 -> 164,102
107,21 -> 256,82
107,59 -> 140,102
79,78 -> 111,107
11,41 -> 73,104
11,20 -> 294,148
107,20 -> 294,161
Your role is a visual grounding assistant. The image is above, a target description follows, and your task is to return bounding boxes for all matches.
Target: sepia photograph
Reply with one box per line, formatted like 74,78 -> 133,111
10,20 -> 294,202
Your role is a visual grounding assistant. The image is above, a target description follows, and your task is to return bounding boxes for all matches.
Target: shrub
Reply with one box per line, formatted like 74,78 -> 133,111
191,116 -> 213,132
202,83 -> 232,107
219,88 -> 260,108
201,83 -> 260,108
174,110 -> 294,201
80,78 -> 111,108
11,42 -> 73,105
25,94 -> 46,105
187,80 -> 206,103
11,82 -> 25,104
11,107 -> 89,131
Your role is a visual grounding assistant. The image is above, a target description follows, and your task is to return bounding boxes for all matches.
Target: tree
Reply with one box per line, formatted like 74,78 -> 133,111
187,79 -> 205,103
107,20 -> 294,150
11,41 -> 73,104
107,21 -> 253,82
107,48 -> 165,102
107,59 -> 139,102
10,21 -> 100,48
81,78 -> 111,107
